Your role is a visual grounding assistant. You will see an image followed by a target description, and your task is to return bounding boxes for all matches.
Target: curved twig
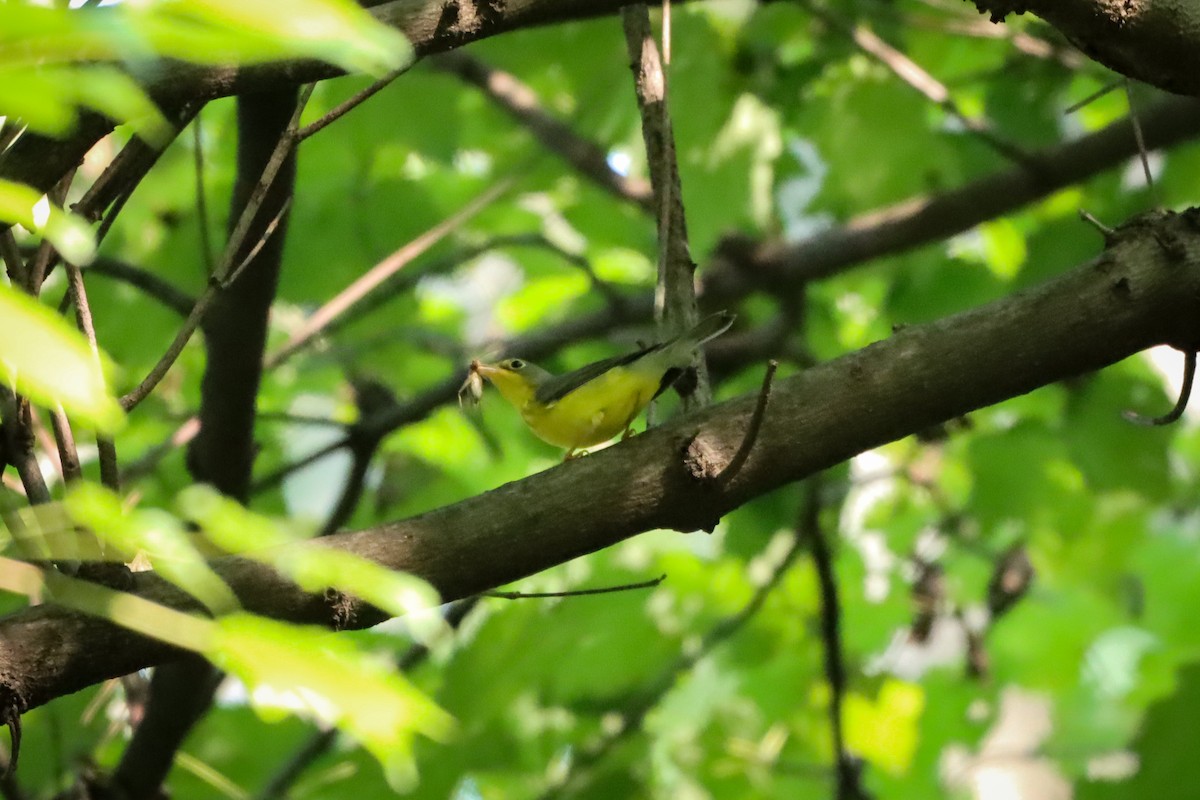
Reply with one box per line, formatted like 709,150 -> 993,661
1124,349 -> 1196,426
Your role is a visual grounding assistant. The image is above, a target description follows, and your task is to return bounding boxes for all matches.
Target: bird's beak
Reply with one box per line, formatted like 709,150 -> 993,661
471,360 -> 501,380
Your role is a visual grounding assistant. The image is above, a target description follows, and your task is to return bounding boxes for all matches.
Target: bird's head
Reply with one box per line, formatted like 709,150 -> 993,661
471,358 -> 551,408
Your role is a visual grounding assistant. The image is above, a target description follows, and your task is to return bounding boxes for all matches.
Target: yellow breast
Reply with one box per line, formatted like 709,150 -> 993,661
521,366 -> 660,450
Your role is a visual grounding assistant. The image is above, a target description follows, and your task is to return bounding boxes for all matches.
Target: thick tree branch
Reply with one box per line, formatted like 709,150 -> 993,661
2,208 -> 1199,713
111,90 -> 301,800
253,95 -> 1200,489
970,0 -> 1200,96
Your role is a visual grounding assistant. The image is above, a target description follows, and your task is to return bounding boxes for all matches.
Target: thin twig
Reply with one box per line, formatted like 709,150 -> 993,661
192,111 -> 215,273
119,286 -> 219,412
715,360 -> 778,485
621,4 -> 707,407
26,171 -> 74,292
809,2 -> 1030,165
29,407 -> 61,480
313,377 -> 397,537
87,97 -> 199,248
253,411 -> 344,427
119,416 -> 201,483
263,175 -> 516,370
902,13 -> 1085,69
119,89 -> 311,412
82,255 -> 196,317
1063,78 -> 1124,115
1124,348 -> 1196,426
0,388 -> 51,505
1078,209 -> 1116,238
75,102 -> 201,227
433,53 -> 654,211
536,484 -> 812,800
221,196 -> 293,288
1125,80 -> 1161,207
0,752 -> 28,800
92,186 -> 136,248
486,575 -> 665,599
47,407 -> 81,482
805,477 -> 866,800
0,119 -> 24,158
297,62 -> 415,141
314,233 -> 625,347
64,258 -> 120,488
215,85 -> 312,285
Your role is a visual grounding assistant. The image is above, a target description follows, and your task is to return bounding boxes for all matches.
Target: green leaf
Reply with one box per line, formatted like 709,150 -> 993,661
71,67 -> 174,146
1078,662 -> 1200,800
146,0 -> 414,76
0,284 -> 123,432
0,557 -> 215,653
843,679 -> 925,775
210,613 -> 455,792
0,66 -> 78,136
0,179 -> 95,265
178,486 -> 442,635
66,483 -> 239,615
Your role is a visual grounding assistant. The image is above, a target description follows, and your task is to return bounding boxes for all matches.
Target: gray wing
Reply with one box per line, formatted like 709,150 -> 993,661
533,344 -> 666,405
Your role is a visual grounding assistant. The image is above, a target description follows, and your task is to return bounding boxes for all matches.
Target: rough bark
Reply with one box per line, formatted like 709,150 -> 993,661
970,0 -> 1200,96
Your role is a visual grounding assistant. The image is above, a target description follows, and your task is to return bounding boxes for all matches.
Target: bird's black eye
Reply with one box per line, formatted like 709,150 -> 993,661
506,359 -> 525,370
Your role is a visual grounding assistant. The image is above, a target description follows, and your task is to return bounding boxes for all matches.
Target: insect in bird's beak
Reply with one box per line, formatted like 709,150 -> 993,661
458,360 -> 485,407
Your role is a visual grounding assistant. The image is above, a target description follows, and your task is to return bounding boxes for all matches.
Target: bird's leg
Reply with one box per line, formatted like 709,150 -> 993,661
621,425 -> 636,441
563,448 -> 581,460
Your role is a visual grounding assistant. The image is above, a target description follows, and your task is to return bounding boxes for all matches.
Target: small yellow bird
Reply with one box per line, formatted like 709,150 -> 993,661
468,312 -> 734,458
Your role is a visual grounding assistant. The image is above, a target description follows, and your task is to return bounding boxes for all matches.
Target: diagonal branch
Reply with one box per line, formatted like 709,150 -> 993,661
253,96 -> 1200,489
263,175 -> 515,370
704,96 -> 1200,297
433,52 -> 655,211
2,208 -> 1199,714
975,0 -> 1200,96
810,2 -> 1031,164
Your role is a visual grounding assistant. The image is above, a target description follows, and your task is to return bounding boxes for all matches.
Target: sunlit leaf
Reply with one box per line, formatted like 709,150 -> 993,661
141,0 -> 414,76
66,483 -> 238,615
0,67 -> 78,136
177,486 -> 442,636
843,679 -> 925,774
0,556 -> 215,653
210,613 -> 455,792
71,67 -> 173,147
0,284 -> 123,432
0,502 -> 96,562
0,179 -> 95,265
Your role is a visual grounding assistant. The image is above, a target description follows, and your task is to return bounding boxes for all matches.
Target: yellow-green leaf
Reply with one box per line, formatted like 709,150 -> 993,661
0,179 -> 95,265
178,485 -> 442,638
66,484 -> 238,615
211,614 -> 455,792
0,284 -> 123,432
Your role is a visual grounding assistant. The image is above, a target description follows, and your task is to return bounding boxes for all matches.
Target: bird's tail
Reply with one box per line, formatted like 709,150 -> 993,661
654,311 -> 735,368
678,311 -> 736,348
